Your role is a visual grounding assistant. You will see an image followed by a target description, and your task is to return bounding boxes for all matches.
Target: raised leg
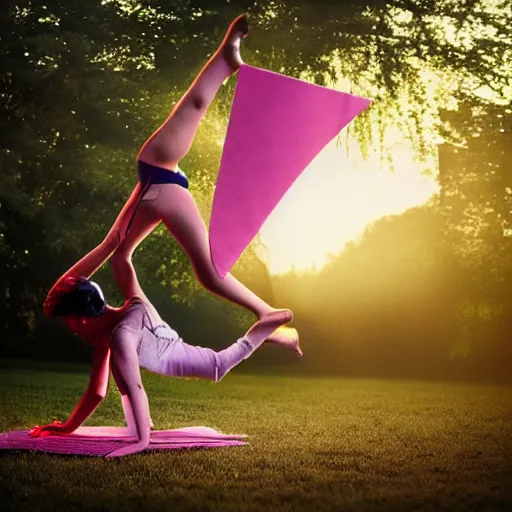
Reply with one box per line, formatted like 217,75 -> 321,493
112,15 -> 250,299
162,310 -> 293,382
109,182 -> 293,326
112,14 -> 293,331
152,183 -> 291,322
137,14 -> 249,170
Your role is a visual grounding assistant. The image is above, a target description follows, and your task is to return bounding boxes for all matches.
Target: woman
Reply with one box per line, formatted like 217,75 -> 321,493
30,264 -> 301,458
53,13 -> 294,339
30,15 -> 301,456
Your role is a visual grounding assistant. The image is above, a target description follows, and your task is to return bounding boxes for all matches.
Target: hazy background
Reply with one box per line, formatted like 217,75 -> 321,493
1,0 -> 510,384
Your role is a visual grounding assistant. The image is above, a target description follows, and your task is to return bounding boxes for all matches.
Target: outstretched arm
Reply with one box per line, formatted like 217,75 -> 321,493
47,182 -> 144,294
30,344 -> 111,437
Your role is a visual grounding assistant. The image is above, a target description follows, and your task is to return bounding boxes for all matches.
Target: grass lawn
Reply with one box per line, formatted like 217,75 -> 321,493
0,360 -> 511,511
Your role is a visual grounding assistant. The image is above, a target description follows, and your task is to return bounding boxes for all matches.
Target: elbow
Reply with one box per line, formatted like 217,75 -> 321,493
110,247 -> 130,269
89,389 -> 107,401
89,379 -> 109,400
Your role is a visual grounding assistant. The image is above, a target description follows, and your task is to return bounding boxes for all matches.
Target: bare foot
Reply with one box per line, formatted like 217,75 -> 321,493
258,308 -> 293,326
266,326 -> 303,357
219,14 -> 249,71
245,308 -> 292,344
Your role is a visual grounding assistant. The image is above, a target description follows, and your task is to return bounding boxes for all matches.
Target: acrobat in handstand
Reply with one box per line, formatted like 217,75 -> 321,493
50,14 -> 297,345
32,15 -> 301,458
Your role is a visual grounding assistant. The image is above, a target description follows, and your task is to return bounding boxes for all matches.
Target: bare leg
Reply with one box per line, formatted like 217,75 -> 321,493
112,15 -> 293,327
151,183 -> 290,321
160,310 -> 296,382
260,326 -> 302,357
113,183 -> 289,321
137,14 -> 249,169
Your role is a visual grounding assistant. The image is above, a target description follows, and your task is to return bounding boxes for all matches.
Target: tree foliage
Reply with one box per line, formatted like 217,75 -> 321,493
0,1 -> 510,381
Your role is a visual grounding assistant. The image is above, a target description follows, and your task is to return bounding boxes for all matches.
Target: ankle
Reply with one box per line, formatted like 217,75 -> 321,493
219,14 -> 249,71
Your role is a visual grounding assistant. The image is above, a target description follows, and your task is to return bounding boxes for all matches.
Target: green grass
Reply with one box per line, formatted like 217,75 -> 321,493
0,361 -> 511,512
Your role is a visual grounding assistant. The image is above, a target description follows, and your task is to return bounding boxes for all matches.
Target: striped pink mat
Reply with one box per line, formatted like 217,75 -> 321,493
0,426 -> 247,456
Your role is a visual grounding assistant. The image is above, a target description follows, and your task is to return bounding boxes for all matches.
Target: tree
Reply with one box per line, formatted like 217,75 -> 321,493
1,0 -> 510,365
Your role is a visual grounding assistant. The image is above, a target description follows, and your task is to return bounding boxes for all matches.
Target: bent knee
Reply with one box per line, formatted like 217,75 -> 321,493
191,257 -> 223,290
195,267 -> 222,292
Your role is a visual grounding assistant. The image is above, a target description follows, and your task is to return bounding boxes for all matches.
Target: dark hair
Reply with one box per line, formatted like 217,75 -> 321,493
44,276 -> 106,318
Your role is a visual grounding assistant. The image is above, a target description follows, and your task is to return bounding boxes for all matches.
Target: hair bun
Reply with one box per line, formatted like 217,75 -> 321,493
49,277 -> 106,317
71,279 -> 106,317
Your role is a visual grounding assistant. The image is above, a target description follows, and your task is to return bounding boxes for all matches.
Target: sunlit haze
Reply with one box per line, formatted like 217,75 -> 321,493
258,137 -> 439,275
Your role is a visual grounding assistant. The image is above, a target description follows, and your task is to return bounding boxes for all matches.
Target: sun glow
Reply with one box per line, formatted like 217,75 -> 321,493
258,137 -> 439,275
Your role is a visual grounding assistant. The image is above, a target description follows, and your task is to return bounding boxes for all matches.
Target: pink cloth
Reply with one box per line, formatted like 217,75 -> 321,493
0,426 -> 247,457
209,64 -> 372,277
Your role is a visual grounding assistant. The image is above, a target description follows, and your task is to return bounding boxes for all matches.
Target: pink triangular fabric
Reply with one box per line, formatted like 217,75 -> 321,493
209,64 -> 372,277
0,426 -> 247,457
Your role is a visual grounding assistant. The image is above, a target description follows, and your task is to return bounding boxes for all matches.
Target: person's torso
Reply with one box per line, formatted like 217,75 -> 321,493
110,297 -> 181,374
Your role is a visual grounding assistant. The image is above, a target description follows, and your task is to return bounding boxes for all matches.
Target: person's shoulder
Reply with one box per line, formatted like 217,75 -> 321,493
108,299 -> 145,343
119,296 -> 149,313
126,295 -> 145,305
122,296 -> 162,324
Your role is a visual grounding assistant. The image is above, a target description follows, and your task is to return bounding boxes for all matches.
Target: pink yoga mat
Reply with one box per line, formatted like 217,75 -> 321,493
0,426 -> 247,457
209,64 -> 372,277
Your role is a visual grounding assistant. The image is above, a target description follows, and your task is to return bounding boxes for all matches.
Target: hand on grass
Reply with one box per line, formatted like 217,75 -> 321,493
29,420 -> 70,437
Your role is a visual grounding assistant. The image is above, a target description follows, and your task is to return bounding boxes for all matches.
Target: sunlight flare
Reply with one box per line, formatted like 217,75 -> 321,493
259,139 -> 439,275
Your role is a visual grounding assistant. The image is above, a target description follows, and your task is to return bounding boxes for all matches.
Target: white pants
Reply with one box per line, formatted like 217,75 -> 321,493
139,325 -> 254,382
115,302 -> 267,383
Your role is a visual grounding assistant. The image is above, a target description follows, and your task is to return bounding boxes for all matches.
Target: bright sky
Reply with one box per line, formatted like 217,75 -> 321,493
253,0 -> 512,275
258,137 -> 439,275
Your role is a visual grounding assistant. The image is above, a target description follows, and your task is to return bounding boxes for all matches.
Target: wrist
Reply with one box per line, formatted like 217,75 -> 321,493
138,428 -> 151,445
105,229 -> 121,252
61,420 -> 76,434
